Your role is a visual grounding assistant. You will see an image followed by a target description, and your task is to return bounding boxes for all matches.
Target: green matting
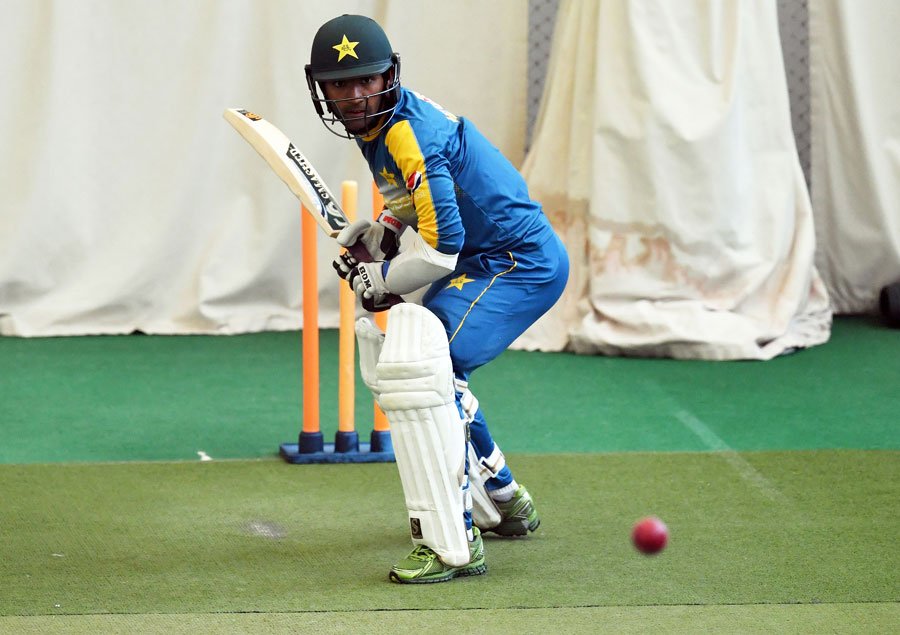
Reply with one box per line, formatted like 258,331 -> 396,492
1,316 -> 898,631
1,317 -> 897,464
5,605 -> 899,635
1,452 -> 897,621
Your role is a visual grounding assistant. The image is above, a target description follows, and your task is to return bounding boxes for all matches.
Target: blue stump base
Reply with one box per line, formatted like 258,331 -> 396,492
280,429 -> 395,464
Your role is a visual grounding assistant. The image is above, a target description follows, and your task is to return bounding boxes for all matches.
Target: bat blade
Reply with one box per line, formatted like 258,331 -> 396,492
223,107 -> 403,309
223,108 -> 348,237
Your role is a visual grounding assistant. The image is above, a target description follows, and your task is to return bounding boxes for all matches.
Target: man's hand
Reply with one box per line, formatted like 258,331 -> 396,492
336,212 -> 403,261
350,261 -> 395,312
332,251 -> 359,282
331,211 -> 405,312
331,254 -> 395,312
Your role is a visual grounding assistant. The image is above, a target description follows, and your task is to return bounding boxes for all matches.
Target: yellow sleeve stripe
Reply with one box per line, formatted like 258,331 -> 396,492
385,120 -> 439,249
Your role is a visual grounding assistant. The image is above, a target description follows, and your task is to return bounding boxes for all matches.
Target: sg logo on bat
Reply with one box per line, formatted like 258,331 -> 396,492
237,109 -> 263,121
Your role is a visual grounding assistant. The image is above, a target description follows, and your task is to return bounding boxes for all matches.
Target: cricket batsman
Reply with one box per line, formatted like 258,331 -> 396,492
305,14 -> 569,583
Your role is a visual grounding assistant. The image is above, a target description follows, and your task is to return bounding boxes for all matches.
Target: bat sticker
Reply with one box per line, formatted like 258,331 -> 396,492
285,143 -> 348,232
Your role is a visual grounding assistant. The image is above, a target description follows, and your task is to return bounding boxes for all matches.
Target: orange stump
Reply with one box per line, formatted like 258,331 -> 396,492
298,205 -> 322,452
371,182 -> 390,435
336,181 -> 359,452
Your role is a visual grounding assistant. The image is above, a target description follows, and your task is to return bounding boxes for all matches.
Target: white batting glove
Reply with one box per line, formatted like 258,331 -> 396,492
351,261 -> 395,312
336,212 -> 404,261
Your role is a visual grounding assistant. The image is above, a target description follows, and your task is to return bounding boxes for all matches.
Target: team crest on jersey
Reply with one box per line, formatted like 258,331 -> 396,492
379,166 -> 397,187
406,171 -> 422,192
447,274 -> 474,291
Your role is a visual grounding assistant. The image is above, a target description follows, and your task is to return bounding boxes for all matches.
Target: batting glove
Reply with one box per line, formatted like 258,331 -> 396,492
336,212 -> 403,261
351,261 -> 395,313
332,251 -> 359,282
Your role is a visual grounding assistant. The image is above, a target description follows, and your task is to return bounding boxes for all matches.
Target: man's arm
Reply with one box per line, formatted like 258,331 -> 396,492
382,234 -> 458,295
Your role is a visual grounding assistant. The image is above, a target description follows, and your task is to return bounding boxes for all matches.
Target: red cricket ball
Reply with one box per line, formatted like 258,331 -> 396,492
632,517 -> 668,554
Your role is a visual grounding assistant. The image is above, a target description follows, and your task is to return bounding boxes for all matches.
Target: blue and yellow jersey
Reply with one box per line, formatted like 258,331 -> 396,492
357,87 -> 555,258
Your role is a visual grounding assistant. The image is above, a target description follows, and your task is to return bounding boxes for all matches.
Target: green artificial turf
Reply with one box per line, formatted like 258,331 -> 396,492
1,316 -> 897,631
1,317 -> 897,464
3,604 -> 899,634
2,451 -> 897,623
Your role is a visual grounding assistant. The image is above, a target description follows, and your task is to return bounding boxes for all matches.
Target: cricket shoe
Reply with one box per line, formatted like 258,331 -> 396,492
484,485 -> 540,537
389,527 -> 486,584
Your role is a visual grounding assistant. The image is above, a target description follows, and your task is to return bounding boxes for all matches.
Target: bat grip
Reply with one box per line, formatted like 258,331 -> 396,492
346,242 -> 404,308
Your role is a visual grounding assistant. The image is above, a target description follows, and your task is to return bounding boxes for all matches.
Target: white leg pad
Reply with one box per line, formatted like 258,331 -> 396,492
354,317 -> 385,398
372,304 -> 470,567
453,378 -> 503,530
468,443 -> 502,530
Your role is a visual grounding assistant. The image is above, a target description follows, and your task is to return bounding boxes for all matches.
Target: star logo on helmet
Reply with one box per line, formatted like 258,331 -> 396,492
333,35 -> 360,62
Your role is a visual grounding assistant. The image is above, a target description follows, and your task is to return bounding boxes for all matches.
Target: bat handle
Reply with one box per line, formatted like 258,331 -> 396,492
346,242 -> 404,308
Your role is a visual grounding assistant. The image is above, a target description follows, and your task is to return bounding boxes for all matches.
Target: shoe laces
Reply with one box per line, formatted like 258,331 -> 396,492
407,545 -> 436,562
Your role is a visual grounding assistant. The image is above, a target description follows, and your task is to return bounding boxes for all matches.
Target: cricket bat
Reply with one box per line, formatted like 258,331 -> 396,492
223,107 -> 401,306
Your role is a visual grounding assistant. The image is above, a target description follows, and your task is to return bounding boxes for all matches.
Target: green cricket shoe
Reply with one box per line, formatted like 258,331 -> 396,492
485,485 -> 541,537
389,527 -> 486,584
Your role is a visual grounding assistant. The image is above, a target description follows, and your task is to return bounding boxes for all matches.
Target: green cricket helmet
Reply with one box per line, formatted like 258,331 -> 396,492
305,14 -> 401,138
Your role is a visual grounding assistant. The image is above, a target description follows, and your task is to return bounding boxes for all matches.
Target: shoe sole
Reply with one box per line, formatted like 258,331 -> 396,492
389,562 -> 487,584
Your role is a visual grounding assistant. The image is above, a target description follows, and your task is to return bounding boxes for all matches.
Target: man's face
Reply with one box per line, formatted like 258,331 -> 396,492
321,74 -> 388,134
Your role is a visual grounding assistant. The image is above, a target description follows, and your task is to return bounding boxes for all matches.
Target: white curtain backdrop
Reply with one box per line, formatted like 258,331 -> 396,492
4,0 -> 895,355
810,0 -> 900,314
516,0 -> 833,360
0,0 -> 527,336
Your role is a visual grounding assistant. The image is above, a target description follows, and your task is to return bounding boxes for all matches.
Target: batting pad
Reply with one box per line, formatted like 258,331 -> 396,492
468,443 -> 502,530
454,379 -> 502,530
354,317 -> 385,399
373,304 -> 470,566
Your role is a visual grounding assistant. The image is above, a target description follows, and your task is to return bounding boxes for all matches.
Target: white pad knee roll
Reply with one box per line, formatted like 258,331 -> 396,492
370,304 -> 470,566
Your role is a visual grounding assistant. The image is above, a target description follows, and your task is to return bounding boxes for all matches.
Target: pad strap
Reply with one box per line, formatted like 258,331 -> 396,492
453,378 -> 479,424
477,445 -> 507,479
455,379 -> 507,479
